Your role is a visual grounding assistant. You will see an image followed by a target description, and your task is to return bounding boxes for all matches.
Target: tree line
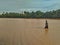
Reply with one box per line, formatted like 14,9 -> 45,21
0,9 -> 60,18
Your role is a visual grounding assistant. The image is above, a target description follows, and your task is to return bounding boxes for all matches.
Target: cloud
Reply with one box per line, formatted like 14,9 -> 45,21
41,0 -> 51,1
0,0 -> 60,12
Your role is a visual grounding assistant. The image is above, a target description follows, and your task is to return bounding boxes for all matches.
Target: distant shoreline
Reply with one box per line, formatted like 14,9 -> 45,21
0,9 -> 60,19
0,18 -> 60,20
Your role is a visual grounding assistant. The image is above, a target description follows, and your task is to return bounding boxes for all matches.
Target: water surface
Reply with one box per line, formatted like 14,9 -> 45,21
0,18 -> 60,45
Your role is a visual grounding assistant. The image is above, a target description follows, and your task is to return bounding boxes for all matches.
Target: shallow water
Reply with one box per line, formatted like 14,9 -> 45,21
0,18 -> 60,45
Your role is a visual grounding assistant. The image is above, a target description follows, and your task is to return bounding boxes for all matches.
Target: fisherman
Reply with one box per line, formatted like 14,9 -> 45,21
45,20 -> 48,29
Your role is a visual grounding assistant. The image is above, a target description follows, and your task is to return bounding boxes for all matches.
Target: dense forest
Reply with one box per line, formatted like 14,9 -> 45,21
0,9 -> 60,18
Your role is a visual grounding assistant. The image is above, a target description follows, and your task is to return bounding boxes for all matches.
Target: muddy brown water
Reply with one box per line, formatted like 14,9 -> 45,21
0,18 -> 60,45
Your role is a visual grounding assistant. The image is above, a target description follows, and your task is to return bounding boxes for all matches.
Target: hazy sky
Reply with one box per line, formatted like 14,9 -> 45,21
0,0 -> 60,13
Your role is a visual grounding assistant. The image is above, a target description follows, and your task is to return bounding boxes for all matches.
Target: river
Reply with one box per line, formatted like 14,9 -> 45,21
0,18 -> 60,45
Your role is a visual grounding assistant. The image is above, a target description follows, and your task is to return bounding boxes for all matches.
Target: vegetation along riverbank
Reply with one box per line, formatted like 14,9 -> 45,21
0,9 -> 60,18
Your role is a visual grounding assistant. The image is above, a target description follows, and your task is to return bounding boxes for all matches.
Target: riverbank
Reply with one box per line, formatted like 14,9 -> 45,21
0,18 -> 60,20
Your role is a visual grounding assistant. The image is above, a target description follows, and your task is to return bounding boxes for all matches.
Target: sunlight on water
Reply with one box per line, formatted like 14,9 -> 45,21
0,18 -> 60,45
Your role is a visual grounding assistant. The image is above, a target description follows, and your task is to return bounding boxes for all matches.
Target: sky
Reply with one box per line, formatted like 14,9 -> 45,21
0,0 -> 60,13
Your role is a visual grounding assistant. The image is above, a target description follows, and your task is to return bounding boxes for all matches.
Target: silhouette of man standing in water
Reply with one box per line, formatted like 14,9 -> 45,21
45,20 -> 48,29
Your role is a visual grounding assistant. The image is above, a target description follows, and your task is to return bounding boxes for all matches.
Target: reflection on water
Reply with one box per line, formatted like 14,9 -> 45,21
0,18 -> 60,45
45,29 -> 48,35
